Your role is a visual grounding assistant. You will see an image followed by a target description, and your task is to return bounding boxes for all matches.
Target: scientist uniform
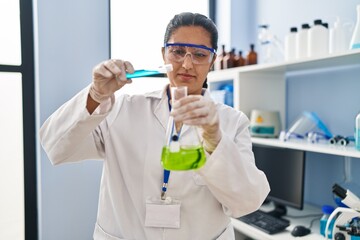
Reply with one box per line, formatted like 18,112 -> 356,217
40,84 -> 270,240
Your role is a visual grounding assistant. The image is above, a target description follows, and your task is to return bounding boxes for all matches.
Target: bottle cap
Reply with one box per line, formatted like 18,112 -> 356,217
290,27 -> 298,32
302,23 -> 310,29
314,19 -> 322,25
322,205 -> 335,214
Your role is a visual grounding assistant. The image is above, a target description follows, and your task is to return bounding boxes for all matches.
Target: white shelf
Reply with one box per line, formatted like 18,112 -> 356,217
208,49 -> 360,158
252,137 -> 360,158
208,48 -> 360,82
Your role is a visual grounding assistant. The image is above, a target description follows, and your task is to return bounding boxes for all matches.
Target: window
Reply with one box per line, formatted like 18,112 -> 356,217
0,1 -> 37,239
110,0 -> 210,95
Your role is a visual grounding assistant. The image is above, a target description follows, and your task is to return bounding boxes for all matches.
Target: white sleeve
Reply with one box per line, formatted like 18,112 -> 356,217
197,113 -> 270,218
39,85 -> 114,165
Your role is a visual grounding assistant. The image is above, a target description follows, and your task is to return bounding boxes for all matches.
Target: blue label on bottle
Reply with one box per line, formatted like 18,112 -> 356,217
352,43 -> 360,49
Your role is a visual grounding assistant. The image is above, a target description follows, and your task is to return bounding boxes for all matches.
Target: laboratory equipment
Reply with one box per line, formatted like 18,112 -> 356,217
284,27 -> 297,61
246,44 -> 257,65
257,25 -> 284,63
249,110 -> 281,138
320,205 -> 336,238
296,23 -> 310,59
329,17 -> 353,54
280,111 -> 332,142
308,19 -> 329,57
356,112 -> 360,150
125,64 -> 173,78
325,184 -> 360,240
161,86 -> 206,171
234,50 -> 246,67
350,5 -> 360,49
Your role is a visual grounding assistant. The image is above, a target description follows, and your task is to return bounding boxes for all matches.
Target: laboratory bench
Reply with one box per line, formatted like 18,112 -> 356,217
232,203 -> 324,240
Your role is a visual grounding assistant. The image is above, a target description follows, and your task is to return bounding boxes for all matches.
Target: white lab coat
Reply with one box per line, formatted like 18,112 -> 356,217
40,84 -> 270,240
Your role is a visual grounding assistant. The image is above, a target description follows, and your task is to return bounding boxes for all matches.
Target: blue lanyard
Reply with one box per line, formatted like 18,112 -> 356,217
161,87 -> 172,200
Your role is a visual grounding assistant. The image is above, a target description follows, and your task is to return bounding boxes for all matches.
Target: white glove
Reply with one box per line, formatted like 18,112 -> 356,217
89,59 -> 134,103
171,95 -> 222,153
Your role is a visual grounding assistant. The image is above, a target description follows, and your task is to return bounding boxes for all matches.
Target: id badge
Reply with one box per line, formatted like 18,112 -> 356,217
145,196 -> 181,229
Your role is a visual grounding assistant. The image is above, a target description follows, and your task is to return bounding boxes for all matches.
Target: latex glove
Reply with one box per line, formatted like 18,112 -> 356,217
89,59 -> 134,103
171,95 -> 222,153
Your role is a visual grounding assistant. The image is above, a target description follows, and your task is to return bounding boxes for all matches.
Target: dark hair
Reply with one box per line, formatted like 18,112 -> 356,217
164,12 -> 218,88
163,12 -> 218,51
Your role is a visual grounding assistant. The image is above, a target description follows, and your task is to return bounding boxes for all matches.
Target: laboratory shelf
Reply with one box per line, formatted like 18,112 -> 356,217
208,48 -> 360,82
252,137 -> 360,158
208,49 -> 360,158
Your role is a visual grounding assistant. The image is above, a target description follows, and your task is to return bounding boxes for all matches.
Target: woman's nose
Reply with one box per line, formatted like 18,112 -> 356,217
182,53 -> 194,69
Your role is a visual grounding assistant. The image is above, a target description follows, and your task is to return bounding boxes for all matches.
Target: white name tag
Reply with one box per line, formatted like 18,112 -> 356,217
145,196 -> 181,229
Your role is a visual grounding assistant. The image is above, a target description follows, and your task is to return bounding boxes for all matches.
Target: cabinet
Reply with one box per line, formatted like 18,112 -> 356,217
207,49 -> 360,158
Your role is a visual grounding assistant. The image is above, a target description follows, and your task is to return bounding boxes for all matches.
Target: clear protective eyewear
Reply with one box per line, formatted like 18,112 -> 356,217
164,43 -> 216,65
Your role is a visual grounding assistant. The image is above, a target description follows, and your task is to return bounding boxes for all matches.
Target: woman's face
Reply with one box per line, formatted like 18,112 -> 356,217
162,26 -> 216,95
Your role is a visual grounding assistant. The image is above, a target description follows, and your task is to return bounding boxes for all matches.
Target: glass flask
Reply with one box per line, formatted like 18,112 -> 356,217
161,86 -> 206,170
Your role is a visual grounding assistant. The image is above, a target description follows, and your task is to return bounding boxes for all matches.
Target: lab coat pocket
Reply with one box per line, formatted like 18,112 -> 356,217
215,223 -> 235,240
192,172 -> 206,186
94,223 -> 125,240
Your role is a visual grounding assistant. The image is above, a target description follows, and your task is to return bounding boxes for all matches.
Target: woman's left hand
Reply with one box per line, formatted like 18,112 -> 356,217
170,95 -> 222,153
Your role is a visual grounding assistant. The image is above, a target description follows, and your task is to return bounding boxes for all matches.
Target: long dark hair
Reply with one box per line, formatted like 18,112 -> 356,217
164,12 -> 218,88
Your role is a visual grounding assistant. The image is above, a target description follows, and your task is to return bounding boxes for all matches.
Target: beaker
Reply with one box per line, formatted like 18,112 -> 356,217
161,86 -> 206,171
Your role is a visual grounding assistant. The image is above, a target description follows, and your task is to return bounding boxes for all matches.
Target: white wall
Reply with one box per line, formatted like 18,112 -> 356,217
36,0 -> 109,239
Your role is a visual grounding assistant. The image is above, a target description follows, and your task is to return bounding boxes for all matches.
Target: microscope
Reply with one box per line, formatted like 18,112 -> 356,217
325,183 -> 360,240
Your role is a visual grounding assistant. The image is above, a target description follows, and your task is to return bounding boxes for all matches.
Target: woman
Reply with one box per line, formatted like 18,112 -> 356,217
40,12 -> 269,240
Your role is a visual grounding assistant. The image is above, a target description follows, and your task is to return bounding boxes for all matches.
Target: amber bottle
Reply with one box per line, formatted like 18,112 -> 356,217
246,44 -> 258,65
235,50 -> 246,67
223,48 -> 236,69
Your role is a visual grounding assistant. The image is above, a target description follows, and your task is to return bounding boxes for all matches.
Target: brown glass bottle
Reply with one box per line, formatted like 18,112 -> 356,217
223,48 -> 236,69
234,50 -> 246,67
246,44 -> 258,65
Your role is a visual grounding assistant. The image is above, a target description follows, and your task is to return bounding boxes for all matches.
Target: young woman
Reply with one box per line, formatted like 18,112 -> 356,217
40,12 -> 269,240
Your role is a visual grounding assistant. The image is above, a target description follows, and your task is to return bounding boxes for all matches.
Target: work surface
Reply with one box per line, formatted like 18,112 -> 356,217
232,203 -> 324,240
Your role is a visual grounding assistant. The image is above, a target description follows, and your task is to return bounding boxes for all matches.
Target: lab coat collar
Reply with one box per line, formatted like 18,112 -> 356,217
145,84 -> 170,131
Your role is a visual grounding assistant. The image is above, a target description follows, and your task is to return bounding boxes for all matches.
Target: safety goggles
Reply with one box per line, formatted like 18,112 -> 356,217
164,43 -> 216,65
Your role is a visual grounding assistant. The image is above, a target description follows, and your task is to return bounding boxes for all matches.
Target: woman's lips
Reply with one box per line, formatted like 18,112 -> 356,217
178,73 -> 194,81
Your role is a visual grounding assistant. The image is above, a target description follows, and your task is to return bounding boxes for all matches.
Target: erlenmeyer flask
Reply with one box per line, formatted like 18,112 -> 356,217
161,86 -> 206,170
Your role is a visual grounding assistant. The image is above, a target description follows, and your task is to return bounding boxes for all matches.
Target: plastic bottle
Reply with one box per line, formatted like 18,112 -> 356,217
320,205 -> 335,238
284,27 -> 297,61
308,19 -> 329,58
330,17 -> 352,54
356,112 -> 360,150
246,44 -> 257,65
296,23 -> 310,59
350,4 -> 360,49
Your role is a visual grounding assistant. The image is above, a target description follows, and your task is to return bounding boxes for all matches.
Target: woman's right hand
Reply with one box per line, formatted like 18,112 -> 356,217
89,59 -> 135,103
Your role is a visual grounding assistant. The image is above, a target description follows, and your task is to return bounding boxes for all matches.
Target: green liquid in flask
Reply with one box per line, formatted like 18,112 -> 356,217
161,146 -> 206,170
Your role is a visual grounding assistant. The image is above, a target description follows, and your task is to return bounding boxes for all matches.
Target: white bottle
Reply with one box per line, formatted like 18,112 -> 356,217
296,23 -> 310,59
350,4 -> 360,49
308,19 -> 329,58
284,27 -> 297,61
330,17 -> 352,54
